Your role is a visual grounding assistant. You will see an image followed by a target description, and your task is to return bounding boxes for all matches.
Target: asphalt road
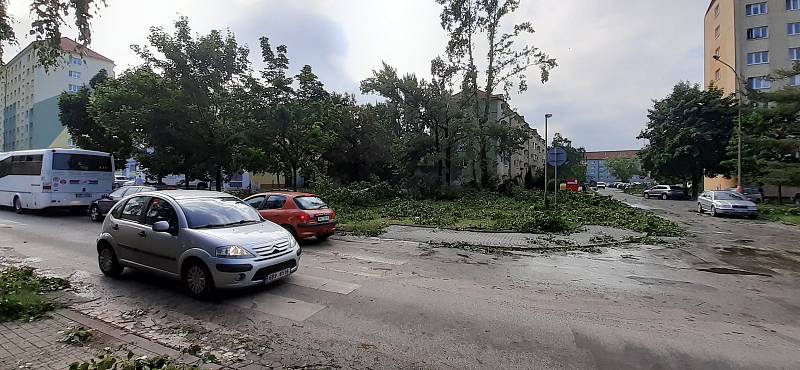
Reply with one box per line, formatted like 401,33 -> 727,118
1,192 -> 799,369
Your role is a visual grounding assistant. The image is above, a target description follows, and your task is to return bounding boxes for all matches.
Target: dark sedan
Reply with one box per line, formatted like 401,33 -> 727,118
89,186 -> 155,222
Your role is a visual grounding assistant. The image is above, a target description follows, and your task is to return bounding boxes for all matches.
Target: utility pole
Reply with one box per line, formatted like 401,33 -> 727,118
713,55 -> 743,193
543,113 -> 552,208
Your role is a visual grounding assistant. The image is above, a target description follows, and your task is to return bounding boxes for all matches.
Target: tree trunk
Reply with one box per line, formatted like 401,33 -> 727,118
444,127 -> 452,185
215,165 -> 223,192
690,173 -> 700,199
778,185 -> 783,205
435,124 -> 442,186
292,167 -> 298,191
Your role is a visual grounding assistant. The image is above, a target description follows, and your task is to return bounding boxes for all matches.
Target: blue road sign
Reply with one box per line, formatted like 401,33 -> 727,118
547,147 -> 568,167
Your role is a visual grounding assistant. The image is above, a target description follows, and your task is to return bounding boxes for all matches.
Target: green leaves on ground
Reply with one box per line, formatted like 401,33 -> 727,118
317,183 -> 682,237
70,350 -> 199,370
0,266 -> 70,322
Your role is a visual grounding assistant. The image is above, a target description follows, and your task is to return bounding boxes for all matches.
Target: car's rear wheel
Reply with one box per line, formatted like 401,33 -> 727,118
183,261 -> 215,299
98,244 -> 123,277
89,205 -> 102,222
661,194 -> 668,200
697,203 -> 704,213
13,196 -> 23,214
318,233 -> 331,241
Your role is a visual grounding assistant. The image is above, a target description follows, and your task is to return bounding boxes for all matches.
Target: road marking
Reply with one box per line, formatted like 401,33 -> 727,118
228,293 -> 325,322
287,274 -> 360,294
308,265 -> 383,278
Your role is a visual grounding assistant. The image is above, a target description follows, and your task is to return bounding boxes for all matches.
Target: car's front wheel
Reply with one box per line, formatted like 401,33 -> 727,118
183,261 -> 215,299
89,205 -> 102,222
13,196 -> 23,214
710,206 -> 718,217
98,244 -> 123,277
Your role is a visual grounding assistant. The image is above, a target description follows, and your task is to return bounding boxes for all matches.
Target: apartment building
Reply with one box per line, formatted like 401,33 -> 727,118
705,0 -> 800,94
457,91 -> 546,185
1,37 -> 114,151
585,150 -> 649,184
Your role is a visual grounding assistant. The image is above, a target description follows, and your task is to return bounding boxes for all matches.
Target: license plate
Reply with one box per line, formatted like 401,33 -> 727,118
317,215 -> 330,222
264,268 -> 292,284
76,193 -> 91,198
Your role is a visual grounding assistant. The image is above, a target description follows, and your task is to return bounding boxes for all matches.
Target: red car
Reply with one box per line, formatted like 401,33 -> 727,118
243,192 -> 336,240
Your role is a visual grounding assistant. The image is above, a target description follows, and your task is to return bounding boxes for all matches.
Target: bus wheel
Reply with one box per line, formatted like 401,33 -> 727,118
13,196 -> 23,214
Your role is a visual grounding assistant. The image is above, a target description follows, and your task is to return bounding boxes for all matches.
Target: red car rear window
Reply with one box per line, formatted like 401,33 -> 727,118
294,196 -> 328,210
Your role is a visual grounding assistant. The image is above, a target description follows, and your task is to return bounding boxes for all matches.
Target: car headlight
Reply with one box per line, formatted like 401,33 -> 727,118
215,245 -> 254,258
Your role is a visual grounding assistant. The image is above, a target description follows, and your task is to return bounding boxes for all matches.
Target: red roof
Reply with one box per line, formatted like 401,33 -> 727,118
59,37 -> 114,64
584,150 -> 639,161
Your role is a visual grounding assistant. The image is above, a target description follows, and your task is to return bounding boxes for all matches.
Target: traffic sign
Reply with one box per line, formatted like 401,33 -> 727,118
547,147 -> 568,167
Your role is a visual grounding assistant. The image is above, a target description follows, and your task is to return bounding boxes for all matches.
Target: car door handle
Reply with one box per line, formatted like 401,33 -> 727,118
112,224 -> 119,230
137,231 -> 146,237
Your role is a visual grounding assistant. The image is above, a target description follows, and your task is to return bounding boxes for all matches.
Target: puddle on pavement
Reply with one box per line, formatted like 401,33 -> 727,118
714,246 -> 800,273
697,267 -> 772,277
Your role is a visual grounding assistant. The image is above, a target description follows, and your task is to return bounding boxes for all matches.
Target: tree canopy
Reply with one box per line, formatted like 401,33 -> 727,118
605,157 -> 641,183
638,82 -> 737,198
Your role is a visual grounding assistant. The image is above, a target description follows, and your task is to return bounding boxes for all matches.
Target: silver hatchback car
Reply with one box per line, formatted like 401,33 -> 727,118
96,190 -> 301,298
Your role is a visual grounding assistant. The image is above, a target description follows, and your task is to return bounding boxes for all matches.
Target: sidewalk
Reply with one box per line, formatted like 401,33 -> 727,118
0,309 -> 212,370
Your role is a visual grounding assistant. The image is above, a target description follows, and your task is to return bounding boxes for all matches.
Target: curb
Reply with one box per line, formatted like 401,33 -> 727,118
56,309 -> 224,369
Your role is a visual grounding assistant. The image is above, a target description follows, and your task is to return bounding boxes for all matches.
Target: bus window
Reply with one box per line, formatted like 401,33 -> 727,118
52,153 -> 112,172
10,155 -> 43,176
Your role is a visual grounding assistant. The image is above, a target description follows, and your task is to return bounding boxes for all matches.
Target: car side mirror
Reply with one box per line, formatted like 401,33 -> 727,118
153,221 -> 170,232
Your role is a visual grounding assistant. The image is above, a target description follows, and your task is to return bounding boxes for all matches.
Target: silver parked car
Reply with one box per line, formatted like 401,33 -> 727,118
96,190 -> 301,299
697,191 -> 758,218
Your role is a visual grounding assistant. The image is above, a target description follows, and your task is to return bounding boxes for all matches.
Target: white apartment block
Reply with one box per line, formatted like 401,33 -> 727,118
1,37 -> 114,151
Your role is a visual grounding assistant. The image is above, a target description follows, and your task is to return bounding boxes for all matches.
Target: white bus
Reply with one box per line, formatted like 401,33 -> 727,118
0,148 -> 115,212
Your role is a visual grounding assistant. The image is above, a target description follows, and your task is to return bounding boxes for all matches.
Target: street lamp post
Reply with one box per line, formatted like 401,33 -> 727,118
543,113 -> 552,207
713,55 -> 743,193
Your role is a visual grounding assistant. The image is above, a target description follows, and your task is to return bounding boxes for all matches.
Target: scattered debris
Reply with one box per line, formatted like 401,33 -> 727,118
59,326 -> 94,345
698,267 -> 772,277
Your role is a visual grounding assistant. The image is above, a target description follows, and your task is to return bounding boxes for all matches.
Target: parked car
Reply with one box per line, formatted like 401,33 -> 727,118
728,187 -> 763,203
89,186 -> 156,222
243,192 -> 336,240
697,191 -> 758,218
96,190 -> 300,298
114,176 -> 130,189
644,185 -> 686,200
596,182 -> 607,189
793,192 -> 800,205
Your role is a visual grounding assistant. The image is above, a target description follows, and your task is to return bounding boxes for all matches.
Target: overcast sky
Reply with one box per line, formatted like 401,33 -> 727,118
6,0 -> 708,151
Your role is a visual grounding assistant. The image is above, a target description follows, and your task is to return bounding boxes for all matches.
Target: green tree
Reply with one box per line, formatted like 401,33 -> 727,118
549,133 -> 586,182
638,82 -> 736,198
605,157 -> 641,183
58,69 -> 133,168
1,0 -> 105,68
131,17 -> 251,190
435,0 -> 557,187
325,100 -> 392,182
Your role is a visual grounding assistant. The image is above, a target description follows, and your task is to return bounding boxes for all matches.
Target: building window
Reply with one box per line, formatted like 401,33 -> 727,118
70,56 -> 82,65
747,26 -> 769,39
68,70 -> 81,79
715,3 -> 720,16
747,76 -> 771,90
715,25 -> 721,39
67,84 -> 81,93
790,47 -> 800,61
791,75 -> 800,86
715,69 -> 721,81
789,22 -> 800,35
745,2 -> 768,16
789,0 -> 800,10
746,51 -> 769,65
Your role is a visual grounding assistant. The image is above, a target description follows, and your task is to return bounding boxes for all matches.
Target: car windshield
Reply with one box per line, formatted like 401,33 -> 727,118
109,188 -> 127,197
295,196 -> 329,210
180,197 -> 263,229
715,192 -> 745,200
